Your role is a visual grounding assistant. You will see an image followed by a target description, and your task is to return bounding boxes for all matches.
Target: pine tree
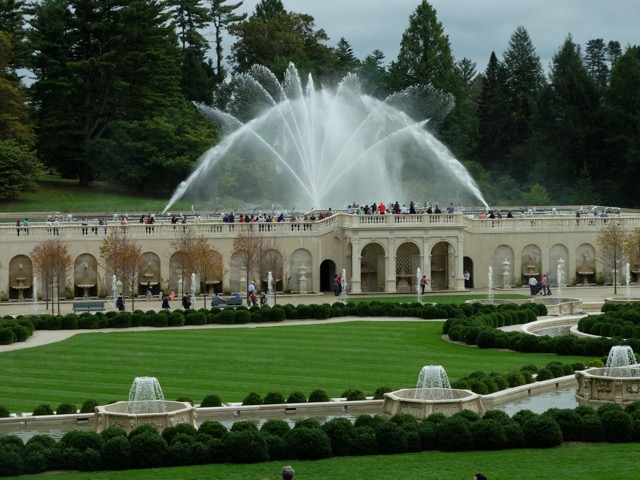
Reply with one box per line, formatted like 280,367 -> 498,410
210,0 -> 246,84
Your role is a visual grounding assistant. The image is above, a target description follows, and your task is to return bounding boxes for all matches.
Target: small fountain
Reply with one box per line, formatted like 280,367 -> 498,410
112,275 -> 118,309
625,263 -> 631,300
575,345 -> 640,406
339,268 -> 348,304
267,271 -> 275,306
556,258 -> 564,299
95,377 -> 197,433
32,275 -> 38,315
382,365 -> 483,419
416,267 -> 422,303
487,266 -> 494,302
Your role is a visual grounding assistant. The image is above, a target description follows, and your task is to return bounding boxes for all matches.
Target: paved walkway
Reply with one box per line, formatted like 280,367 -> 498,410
0,286 -> 625,352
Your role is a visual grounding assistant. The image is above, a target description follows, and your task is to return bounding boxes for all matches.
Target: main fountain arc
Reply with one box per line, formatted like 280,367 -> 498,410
164,63 -> 488,214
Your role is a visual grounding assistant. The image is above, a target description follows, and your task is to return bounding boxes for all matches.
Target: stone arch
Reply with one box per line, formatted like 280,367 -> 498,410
169,251 -> 192,297
291,248 -> 312,293
261,249 -> 284,292
576,243 -> 596,285
320,259 -> 337,292
74,254 -> 98,298
360,242 -> 385,292
493,245 -> 515,288
430,241 -> 454,290
395,241 -> 420,293
463,256 -> 474,288
139,252 -> 161,296
9,255 -> 33,301
549,244 -> 569,286
521,244 -> 542,285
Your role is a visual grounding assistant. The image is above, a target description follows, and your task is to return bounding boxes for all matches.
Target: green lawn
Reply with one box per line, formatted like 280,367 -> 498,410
0,320 -> 589,414
8,443 -> 640,480
350,294 -> 529,303
0,176 -> 192,215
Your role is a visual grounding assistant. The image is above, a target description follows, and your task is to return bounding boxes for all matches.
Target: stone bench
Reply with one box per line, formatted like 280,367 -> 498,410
72,301 -> 106,313
211,297 -> 244,309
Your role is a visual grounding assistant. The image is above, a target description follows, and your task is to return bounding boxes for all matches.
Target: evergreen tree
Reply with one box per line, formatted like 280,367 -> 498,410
571,162 -> 603,205
501,25 -> 546,181
333,37 -> 360,79
210,0 -> 246,83
584,38 -> 610,90
254,0 -> 283,21
0,0 -> 28,70
357,49 -> 390,99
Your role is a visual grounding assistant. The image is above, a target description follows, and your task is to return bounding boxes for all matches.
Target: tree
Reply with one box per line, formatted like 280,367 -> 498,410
501,26 -> 546,182
99,229 -> 142,310
170,228 -> 227,308
0,0 -> 28,69
257,237 -> 287,304
31,239 -> 72,314
571,162 -> 603,205
584,39 -> 610,90
227,3 -> 332,81
333,37 -> 360,80
231,226 -> 265,300
597,222 -> 628,294
522,183 -> 550,206
210,0 -> 246,83
357,49 -> 390,99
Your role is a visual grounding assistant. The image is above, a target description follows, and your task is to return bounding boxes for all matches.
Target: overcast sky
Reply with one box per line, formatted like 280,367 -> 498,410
228,0 -> 638,74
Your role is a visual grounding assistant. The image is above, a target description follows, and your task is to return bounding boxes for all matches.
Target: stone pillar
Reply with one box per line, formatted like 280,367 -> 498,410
502,258 -> 511,288
298,264 -> 307,294
423,238 -> 432,292
350,238 -> 362,294
387,239 -> 397,293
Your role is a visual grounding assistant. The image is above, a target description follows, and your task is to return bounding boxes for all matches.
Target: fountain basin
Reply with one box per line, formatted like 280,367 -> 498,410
95,400 -> 197,433
575,366 -> 640,406
382,388 -> 483,420
604,297 -> 640,305
469,297 -> 583,315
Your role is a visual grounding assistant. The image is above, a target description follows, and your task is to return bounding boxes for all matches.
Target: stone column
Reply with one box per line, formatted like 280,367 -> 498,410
387,238 -> 397,293
350,238 -> 362,294
423,238 -> 432,292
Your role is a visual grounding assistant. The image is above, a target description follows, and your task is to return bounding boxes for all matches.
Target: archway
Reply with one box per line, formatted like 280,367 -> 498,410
74,254 -> 98,298
320,259 -> 336,292
430,242 -> 451,290
361,243 -> 385,292
463,257 -> 474,288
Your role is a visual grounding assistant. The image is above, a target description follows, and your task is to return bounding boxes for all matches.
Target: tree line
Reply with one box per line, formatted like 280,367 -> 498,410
1,0 -> 639,206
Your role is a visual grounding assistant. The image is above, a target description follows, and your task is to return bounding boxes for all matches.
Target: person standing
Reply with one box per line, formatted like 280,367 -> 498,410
528,276 -> 538,296
464,270 -> 471,288
146,281 -> 152,301
248,281 -> 256,306
543,273 -> 552,296
420,275 -> 427,294
116,293 -> 125,312
333,274 -> 340,296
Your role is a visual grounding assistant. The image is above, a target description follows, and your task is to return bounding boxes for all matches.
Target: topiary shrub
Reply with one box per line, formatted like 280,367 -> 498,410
100,435 -> 131,470
0,327 -> 16,345
308,389 -> 329,403
341,388 -> 366,401
470,419 -> 508,450
32,404 -> 54,416
230,420 -> 259,433
80,399 -> 99,414
436,416 -> 474,451
322,417 -> 357,456
260,419 -> 290,437
56,403 -> 77,415
284,427 -> 332,459
263,392 -> 285,404
262,433 -> 287,460
200,394 -> 222,408
0,442 -> 25,476
223,430 -> 269,463
600,409 -> 633,442
374,421 -> 408,454
536,368 -> 554,381
506,372 -> 526,388
579,414 -> 605,442
373,386 -> 392,399
286,391 -> 307,404
242,392 -> 263,405
354,414 -> 386,430
162,424 -> 198,445
198,421 -> 228,439
0,405 -> 10,417
543,408 -> 583,442
523,416 -> 563,448
293,417 -> 322,430
129,431 -> 167,469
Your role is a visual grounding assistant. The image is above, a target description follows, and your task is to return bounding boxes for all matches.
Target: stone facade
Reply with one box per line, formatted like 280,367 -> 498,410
2,212 -> 635,299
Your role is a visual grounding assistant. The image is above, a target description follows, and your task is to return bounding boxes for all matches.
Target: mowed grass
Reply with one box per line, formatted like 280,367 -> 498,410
0,176 -> 192,215
9,444 -> 640,480
0,320 -> 590,413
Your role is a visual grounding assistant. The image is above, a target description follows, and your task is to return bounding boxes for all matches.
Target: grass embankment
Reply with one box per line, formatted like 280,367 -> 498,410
8,443 -> 640,480
0,321 -> 588,414
0,176 -> 192,217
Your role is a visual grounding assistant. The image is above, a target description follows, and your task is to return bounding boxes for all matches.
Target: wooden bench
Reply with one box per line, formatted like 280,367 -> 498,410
72,301 -> 106,313
211,297 -> 244,309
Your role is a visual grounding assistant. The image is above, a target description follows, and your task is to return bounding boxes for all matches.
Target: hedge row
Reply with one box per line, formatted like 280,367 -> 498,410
579,303 -> 640,338
0,301 -> 547,346
3,400 -> 640,476
444,312 -> 640,358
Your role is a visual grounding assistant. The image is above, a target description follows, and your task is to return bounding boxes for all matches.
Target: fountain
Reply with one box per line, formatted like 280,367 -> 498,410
32,275 -> 38,315
163,64 -> 488,213
95,377 -> 197,433
267,271 -> 275,306
487,266 -> 494,302
625,263 -> 631,300
382,365 -> 483,419
339,268 -> 348,304
111,275 -> 118,309
416,267 -> 422,303
556,258 -> 564,299
575,345 -> 640,406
